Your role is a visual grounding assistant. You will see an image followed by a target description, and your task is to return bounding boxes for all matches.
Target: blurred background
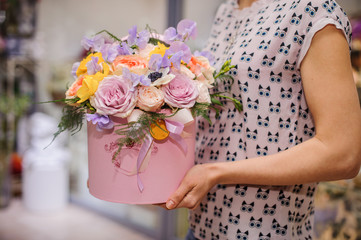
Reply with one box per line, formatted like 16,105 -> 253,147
0,0 -> 361,240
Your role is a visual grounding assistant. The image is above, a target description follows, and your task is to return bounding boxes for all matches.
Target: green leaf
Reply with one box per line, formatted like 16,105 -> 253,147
148,37 -> 170,47
46,104 -> 86,148
211,97 -> 223,106
233,99 -> 243,112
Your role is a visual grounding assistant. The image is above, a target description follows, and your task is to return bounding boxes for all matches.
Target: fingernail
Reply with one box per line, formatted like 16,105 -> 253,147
166,200 -> 175,209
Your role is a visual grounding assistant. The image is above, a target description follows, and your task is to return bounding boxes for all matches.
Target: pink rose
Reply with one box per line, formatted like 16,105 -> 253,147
161,71 -> 199,108
90,75 -> 137,118
137,86 -> 164,112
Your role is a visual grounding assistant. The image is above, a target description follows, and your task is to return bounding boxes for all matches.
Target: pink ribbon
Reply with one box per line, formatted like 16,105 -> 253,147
135,119 -> 187,192
136,134 -> 153,192
165,119 -> 188,154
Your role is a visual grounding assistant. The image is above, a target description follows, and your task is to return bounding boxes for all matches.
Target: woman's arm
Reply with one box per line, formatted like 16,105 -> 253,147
165,25 -> 361,210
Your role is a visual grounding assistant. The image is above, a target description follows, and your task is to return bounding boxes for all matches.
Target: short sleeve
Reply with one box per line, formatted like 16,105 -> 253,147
296,1 -> 352,69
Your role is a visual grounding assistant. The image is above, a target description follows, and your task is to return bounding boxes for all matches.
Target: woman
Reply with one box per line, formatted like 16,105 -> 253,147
165,0 -> 361,239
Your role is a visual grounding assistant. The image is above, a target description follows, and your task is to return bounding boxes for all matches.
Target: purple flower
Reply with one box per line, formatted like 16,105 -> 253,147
86,56 -> 102,75
163,27 -> 180,43
127,25 -> 138,46
126,26 -> 150,50
81,35 -> 103,51
177,19 -> 197,41
161,70 -> 199,108
117,42 -> 133,55
169,51 -> 183,69
137,30 -> 150,49
163,19 -> 197,43
100,43 -> 119,63
194,50 -> 215,66
167,41 -> 192,64
139,75 -> 151,86
149,54 -> 171,71
122,67 -> 151,90
81,34 -> 114,52
86,113 -> 114,132
149,54 -> 163,71
71,62 -> 80,79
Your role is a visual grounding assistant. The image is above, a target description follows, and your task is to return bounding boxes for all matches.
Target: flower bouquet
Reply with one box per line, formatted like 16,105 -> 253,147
53,19 -> 240,204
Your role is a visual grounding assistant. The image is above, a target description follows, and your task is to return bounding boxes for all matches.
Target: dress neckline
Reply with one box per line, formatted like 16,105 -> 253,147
231,0 -> 267,15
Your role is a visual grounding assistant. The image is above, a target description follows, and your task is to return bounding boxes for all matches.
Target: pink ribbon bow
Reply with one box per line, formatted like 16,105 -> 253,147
135,119 -> 188,192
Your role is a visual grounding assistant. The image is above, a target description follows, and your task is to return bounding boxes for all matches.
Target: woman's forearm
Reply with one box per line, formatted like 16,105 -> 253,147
209,134 -> 361,186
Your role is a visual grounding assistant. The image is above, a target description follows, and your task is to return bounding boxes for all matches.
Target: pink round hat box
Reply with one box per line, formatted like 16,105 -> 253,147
87,115 -> 195,204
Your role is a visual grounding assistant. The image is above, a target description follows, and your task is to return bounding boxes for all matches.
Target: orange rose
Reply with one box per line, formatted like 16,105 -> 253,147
188,56 -> 209,76
188,56 -> 215,86
66,75 -> 84,98
112,55 -> 148,75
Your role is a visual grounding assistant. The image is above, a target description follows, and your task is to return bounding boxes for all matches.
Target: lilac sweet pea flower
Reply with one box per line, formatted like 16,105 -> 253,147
194,50 -> 215,66
71,62 -> 80,79
149,54 -> 171,71
163,19 -> 197,43
177,19 -> 197,41
117,42 -> 133,55
166,41 -> 192,66
100,43 -> 119,63
139,74 -> 151,86
86,56 -> 102,75
149,54 -> 163,71
127,26 -> 150,50
137,30 -> 150,49
122,68 -> 151,91
86,113 -> 114,132
169,52 -> 183,69
81,35 -> 104,51
127,26 -> 138,46
163,27 -> 180,43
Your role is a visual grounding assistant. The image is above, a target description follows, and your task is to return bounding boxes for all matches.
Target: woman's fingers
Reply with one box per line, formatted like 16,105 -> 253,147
166,164 -> 219,210
166,180 -> 195,209
153,203 -> 168,209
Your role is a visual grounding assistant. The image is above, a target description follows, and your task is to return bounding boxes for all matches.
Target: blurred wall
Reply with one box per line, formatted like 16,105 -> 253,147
338,0 -> 361,17
183,0 -> 224,50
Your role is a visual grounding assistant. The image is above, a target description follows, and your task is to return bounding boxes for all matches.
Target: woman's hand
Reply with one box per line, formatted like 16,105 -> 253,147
165,163 -> 221,210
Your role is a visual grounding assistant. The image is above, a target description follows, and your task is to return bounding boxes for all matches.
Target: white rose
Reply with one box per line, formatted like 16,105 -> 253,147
195,81 -> 211,104
198,56 -> 216,86
180,64 -> 195,79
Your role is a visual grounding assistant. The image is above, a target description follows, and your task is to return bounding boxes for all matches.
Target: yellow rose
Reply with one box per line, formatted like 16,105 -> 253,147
76,75 -> 99,103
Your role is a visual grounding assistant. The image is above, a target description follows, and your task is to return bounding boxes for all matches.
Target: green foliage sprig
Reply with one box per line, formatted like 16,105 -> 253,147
145,24 -> 170,47
191,102 -> 211,125
43,97 -> 90,147
111,110 -> 179,161
209,60 -> 242,120
213,59 -> 236,80
96,30 -> 122,42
